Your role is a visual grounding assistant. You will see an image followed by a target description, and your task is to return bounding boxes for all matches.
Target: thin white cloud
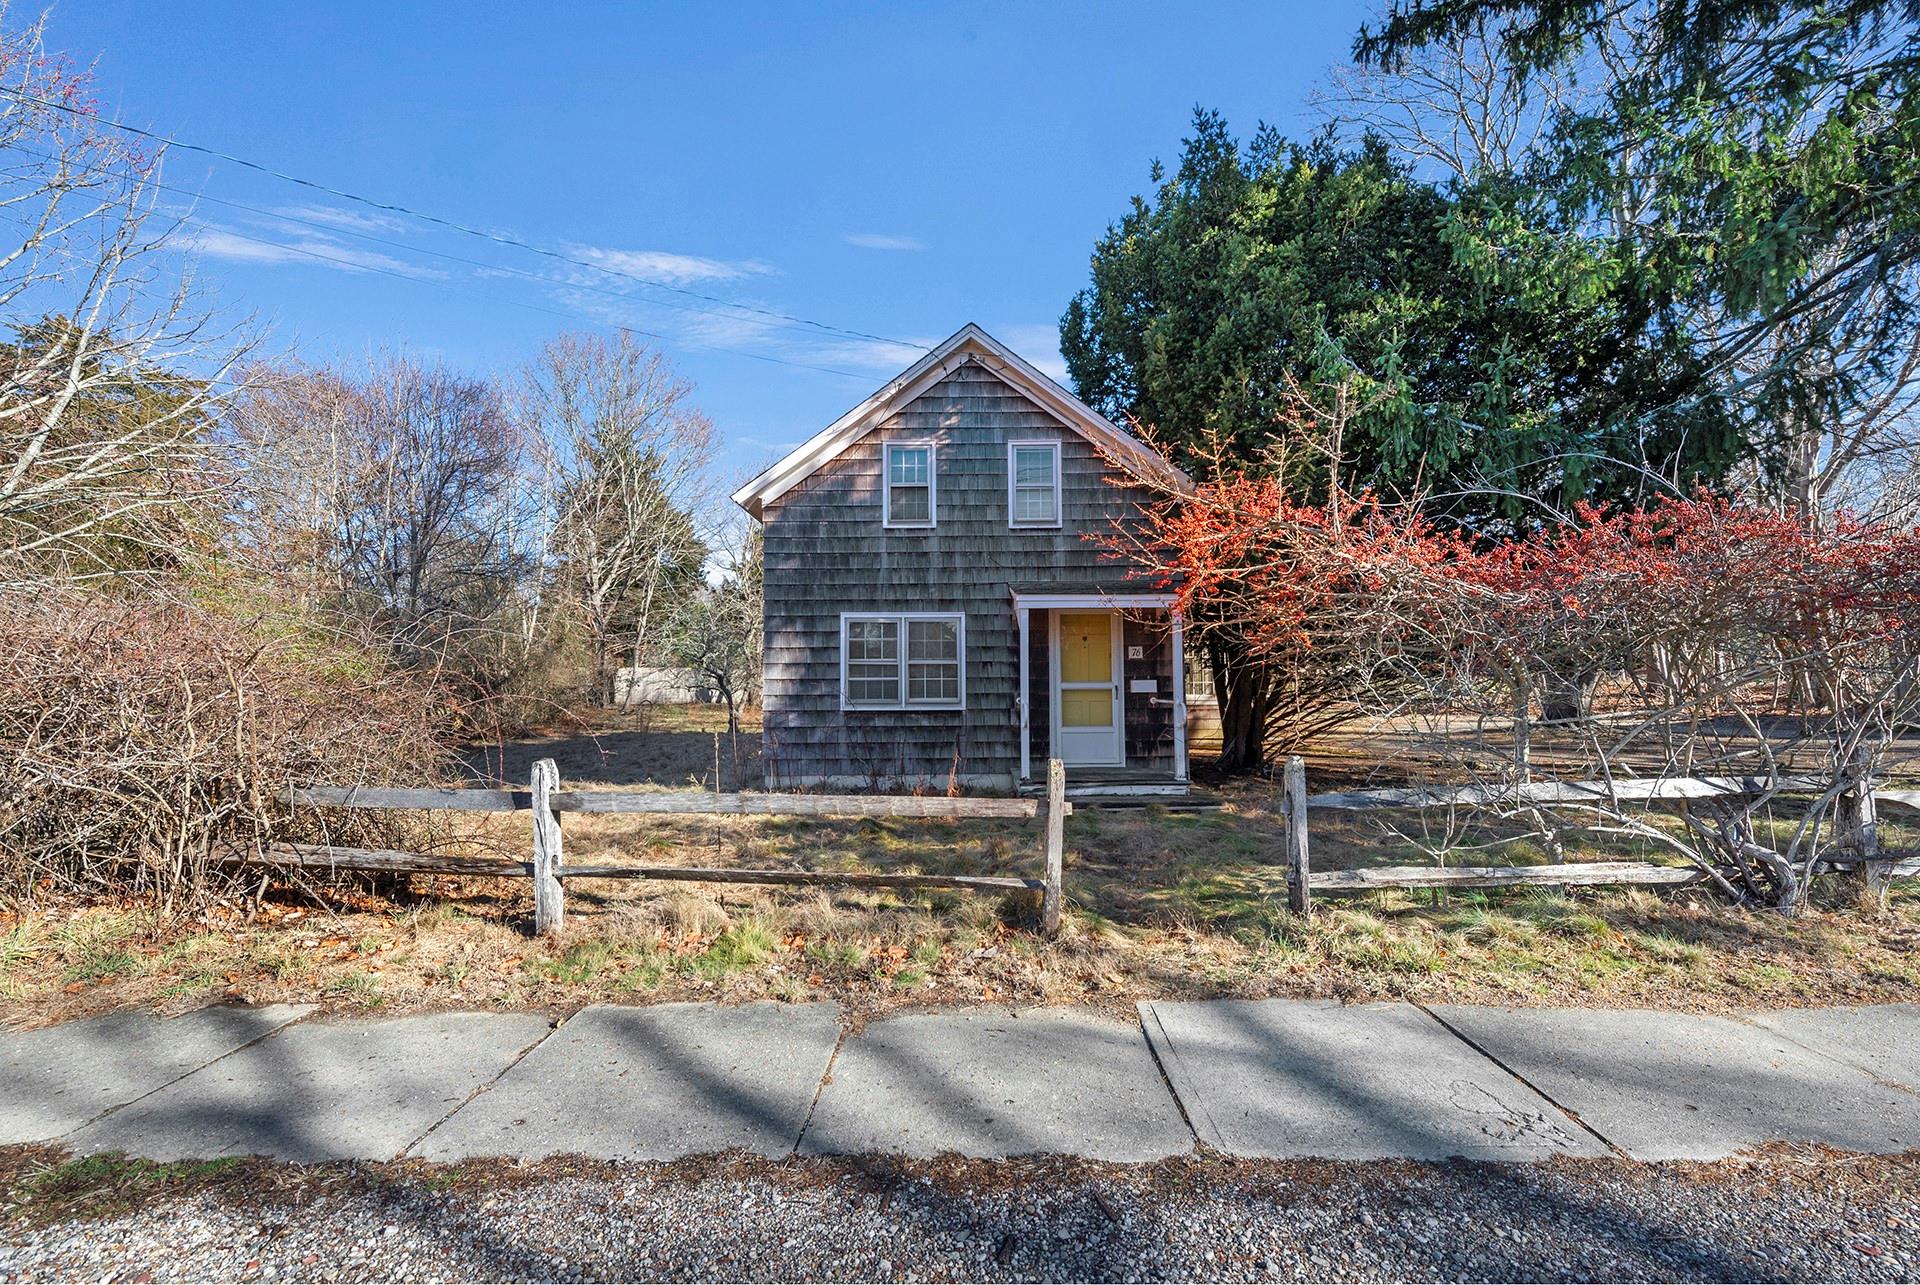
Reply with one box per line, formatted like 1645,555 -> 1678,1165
998,323 -> 1070,383
676,310 -> 932,374
275,203 -> 409,234
797,335 -> 938,371
679,308 -> 784,349
535,273 -> 931,381
568,245 -> 774,286
844,233 -> 925,252
179,225 -> 441,277
732,433 -> 807,453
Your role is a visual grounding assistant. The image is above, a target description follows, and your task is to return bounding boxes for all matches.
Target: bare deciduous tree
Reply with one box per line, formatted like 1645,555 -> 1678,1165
1738,266 -> 1920,526
524,331 -> 714,704
222,361 -> 364,605
669,526 -> 761,727
1316,13 -> 1576,181
0,6 -> 252,584
226,354 -> 549,687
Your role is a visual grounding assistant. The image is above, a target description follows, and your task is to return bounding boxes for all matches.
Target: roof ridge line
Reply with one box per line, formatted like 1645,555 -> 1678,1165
730,323 -> 1186,517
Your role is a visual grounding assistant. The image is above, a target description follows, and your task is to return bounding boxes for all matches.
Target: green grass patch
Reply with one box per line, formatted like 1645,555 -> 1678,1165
618,954 -> 671,990
693,921 -> 776,981
534,940 -> 621,985
8,1153 -> 249,1227
803,937 -> 865,973
321,969 -> 385,1008
48,911 -> 149,986
60,948 -> 142,984
0,920 -> 43,973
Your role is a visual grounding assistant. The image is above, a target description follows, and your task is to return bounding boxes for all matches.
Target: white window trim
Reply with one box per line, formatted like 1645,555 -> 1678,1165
1006,439 -> 1063,529
838,611 -> 967,711
881,440 -> 937,530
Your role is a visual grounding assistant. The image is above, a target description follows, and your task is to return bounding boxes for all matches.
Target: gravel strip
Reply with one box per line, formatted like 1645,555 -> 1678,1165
2,1148 -> 1917,1282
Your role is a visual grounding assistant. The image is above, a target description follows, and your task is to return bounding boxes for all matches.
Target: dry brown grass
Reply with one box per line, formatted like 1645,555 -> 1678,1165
4,704 -> 1918,1029
460,702 -> 763,792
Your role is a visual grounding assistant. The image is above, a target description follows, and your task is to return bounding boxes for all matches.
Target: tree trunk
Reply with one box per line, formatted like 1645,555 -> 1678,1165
725,691 -> 742,783
1212,641 -> 1276,775
1511,669 -> 1532,783
630,562 -> 661,677
592,632 -> 612,708
1539,666 -> 1599,723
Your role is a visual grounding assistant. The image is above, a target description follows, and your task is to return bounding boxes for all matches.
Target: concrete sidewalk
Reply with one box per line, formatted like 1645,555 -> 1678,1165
3,999 -> 1918,1166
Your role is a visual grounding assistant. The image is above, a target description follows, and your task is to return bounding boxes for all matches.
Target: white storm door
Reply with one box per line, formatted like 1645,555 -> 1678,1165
1052,611 -> 1123,766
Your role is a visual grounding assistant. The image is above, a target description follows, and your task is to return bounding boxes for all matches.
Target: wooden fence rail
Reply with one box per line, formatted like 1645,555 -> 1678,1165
1280,755 -> 1918,915
266,757 -> 1072,938
289,786 -> 1052,819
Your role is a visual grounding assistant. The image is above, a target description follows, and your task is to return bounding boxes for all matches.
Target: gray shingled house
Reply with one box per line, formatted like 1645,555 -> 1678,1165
731,324 -> 1193,795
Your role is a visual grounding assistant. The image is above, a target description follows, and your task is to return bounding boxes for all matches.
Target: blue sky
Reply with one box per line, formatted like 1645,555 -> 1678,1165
44,2 -> 1368,483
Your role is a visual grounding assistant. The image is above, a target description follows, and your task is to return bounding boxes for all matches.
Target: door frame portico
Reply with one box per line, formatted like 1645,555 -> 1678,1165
1010,588 -> 1184,785
1050,608 -> 1124,767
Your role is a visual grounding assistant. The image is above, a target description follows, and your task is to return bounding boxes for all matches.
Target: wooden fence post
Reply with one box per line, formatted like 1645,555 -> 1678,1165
531,757 -> 565,936
1285,754 -> 1311,917
1040,757 -> 1065,937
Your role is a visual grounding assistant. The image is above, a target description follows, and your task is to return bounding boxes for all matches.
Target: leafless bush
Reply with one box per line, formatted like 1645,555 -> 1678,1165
0,585 -> 460,911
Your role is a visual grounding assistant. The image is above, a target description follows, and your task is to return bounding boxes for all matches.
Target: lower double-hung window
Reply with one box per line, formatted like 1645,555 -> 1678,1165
841,612 -> 964,709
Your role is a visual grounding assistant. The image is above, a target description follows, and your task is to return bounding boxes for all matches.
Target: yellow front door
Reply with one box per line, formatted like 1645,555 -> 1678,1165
1054,611 -> 1122,765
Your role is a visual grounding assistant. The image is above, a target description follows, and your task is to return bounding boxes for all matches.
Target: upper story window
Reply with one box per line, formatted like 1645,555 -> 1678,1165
1007,440 -> 1062,528
883,441 -> 935,528
841,612 -> 965,709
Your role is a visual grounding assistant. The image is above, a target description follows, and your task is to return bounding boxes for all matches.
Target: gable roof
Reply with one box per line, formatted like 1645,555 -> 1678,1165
730,322 -> 1188,519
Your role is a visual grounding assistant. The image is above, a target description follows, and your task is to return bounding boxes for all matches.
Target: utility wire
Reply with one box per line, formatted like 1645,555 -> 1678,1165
185,221 -> 874,380
0,84 -> 931,355
163,176 -> 918,367
0,139 -> 881,380
0,199 -> 874,382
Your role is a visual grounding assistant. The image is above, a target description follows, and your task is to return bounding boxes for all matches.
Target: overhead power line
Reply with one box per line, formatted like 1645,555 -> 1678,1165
0,194 -> 877,383
0,85 -> 931,356
178,221 -> 878,381
2,138 -> 881,379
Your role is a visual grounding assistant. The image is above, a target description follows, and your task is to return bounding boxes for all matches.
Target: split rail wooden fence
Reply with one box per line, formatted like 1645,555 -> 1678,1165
264,758 -> 1072,937
1278,754 -> 1920,916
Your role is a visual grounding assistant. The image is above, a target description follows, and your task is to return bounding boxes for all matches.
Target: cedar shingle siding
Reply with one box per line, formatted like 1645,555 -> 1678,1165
760,359 -> 1163,790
